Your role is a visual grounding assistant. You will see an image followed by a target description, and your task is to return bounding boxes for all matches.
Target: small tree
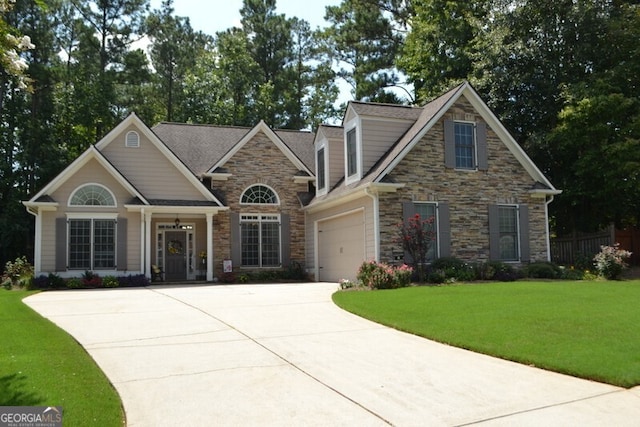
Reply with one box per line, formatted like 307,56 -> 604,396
397,214 -> 436,282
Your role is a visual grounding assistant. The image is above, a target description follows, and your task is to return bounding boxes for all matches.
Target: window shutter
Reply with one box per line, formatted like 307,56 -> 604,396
488,205 -> 500,260
55,218 -> 67,271
117,218 -> 127,270
438,203 -> 451,257
444,120 -> 455,168
519,205 -> 530,262
281,214 -> 290,267
402,202 -> 416,263
230,213 -> 241,267
476,122 -> 488,171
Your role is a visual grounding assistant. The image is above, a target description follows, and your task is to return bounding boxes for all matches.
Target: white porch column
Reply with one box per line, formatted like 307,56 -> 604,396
34,207 -> 42,274
145,211 -> 152,278
206,212 -> 213,281
140,209 -> 145,274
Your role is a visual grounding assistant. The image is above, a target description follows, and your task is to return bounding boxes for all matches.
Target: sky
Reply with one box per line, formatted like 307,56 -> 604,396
149,0 -> 342,35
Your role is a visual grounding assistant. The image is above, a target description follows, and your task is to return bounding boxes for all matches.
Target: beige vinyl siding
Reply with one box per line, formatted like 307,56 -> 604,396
305,195 -> 374,274
40,212 -> 57,271
361,118 -> 413,174
43,158 -> 143,274
101,125 -> 203,200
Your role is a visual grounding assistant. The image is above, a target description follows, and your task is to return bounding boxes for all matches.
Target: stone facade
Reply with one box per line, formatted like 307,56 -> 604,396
378,98 -> 549,265
211,131 -> 309,277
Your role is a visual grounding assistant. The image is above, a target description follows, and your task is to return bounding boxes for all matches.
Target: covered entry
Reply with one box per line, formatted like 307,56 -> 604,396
317,211 -> 365,282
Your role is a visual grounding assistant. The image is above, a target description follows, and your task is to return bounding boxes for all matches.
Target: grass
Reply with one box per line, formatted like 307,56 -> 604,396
0,290 -> 125,426
333,280 -> 640,388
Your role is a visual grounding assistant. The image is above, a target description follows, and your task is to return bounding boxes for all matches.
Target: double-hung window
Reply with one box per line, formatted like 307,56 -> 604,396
489,204 -> 529,262
69,218 -> 116,270
498,206 -> 519,261
346,128 -> 357,177
240,214 -> 280,267
454,122 -> 475,169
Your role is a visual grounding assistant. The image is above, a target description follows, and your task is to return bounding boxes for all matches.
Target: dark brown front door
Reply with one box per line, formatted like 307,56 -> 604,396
165,231 -> 187,281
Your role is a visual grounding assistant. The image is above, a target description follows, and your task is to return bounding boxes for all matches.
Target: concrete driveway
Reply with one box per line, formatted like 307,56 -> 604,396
25,283 -> 640,426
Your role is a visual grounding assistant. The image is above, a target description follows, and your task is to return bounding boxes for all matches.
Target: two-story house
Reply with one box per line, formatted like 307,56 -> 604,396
23,82 -> 559,282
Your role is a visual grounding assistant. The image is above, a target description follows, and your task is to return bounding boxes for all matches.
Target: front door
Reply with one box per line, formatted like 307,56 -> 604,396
165,231 -> 187,281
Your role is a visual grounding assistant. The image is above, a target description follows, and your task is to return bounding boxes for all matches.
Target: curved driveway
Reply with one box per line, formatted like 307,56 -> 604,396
25,283 -> 640,426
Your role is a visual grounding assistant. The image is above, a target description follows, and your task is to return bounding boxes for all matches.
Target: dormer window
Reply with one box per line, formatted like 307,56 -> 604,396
346,128 -> 357,177
317,147 -> 326,191
125,131 -> 140,148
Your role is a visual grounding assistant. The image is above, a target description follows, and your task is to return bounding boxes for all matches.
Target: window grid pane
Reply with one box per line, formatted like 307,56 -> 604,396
347,129 -> 357,176
241,222 -> 260,266
69,220 -> 91,269
414,203 -> 438,261
317,148 -> 325,190
70,185 -> 115,206
454,122 -> 475,169
498,206 -> 519,260
93,220 -> 115,269
261,222 -> 280,266
241,185 -> 278,204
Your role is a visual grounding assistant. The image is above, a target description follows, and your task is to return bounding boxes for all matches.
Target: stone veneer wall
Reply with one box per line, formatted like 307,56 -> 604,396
211,131 -> 309,278
378,97 -> 550,265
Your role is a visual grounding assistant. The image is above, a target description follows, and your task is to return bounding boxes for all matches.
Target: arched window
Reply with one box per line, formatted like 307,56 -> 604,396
69,184 -> 116,207
125,131 -> 140,148
240,184 -> 279,205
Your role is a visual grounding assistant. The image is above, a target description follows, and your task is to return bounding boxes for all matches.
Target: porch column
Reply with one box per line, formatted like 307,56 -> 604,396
34,207 -> 42,274
140,209 -> 145,274
145,211 -> 152,278
206,212 -> 213,281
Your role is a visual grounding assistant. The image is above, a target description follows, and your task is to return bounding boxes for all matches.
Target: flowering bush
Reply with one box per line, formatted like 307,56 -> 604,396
357,260 -> 414,289
2,256 -> 33,289
593,244 -> 631,280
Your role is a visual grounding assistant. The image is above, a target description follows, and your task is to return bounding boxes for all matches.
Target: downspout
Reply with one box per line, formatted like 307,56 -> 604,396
26,206 -> 41,274
365,187 -> 380,262
545,195 -> 555,262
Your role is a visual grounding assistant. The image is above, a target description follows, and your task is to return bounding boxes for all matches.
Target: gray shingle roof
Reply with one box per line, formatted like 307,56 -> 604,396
151,122 -> 316,176
349,102 -> 423,121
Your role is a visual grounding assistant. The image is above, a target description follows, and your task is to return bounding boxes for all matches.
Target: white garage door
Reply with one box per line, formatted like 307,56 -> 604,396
318,212 -> 365,282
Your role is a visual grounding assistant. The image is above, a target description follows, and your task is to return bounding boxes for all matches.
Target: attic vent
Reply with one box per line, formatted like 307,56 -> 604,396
125,131 -> 140,148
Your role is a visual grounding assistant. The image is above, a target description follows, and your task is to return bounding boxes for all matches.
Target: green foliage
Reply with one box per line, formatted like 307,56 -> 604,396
65,278 -> 82,289
102,275 -> 119,288
2,256 -> 33,289
333,281 -> 640,387
523,262 -> 561,279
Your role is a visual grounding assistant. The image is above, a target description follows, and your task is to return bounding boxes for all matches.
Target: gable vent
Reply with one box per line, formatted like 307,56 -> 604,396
125,131 -> 140,148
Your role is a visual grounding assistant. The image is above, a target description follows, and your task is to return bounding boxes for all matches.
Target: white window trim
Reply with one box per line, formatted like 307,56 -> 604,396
66,212 -> 118,220
68,183 -> 117,208
454,120 -> 478,171
316,142 -> 328,196
125,130 -> 140,148
413,201 -> 440,261
239,184 -> 281,206
344,118 -> 361,185
498,204 -> 521,262
240,213 -> 282,268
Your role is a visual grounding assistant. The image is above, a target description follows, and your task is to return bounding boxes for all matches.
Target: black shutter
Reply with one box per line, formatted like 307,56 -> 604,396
116,218 -> 127,270
438,203 -> 451,258
230,213 -> 241,267
519,205 -> 530,262
488,205 -> 500,261
281,214 -> 290,267
55,217 -> 67,271
444,120 -> 455,168
476,122 -> 488,171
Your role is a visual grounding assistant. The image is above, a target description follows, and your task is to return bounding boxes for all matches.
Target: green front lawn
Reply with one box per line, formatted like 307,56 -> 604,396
0,290 -> 124,425
333,281 -> 640,388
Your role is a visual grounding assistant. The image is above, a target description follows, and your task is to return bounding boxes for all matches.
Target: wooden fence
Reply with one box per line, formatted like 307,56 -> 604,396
550,227 -> 614,266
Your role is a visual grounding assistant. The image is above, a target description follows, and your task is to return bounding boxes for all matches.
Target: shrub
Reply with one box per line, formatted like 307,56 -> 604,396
66,278 -> 82,289
2,256 -> 34,289
489,262 -> 520,282
524,262 -> 561,279
426,269 -> 446,284
472,262 -> 496,281
48,273 -> 66,289
219,272 -> 236,283
81,271 -> 102,288
357,261 -> 414,289
102,275 -> 119,288
117,274 -> 150,287
593,244 -> 632,280
430,257 -> 476,282
339,279 -> 356,289
282,261 -> 306,280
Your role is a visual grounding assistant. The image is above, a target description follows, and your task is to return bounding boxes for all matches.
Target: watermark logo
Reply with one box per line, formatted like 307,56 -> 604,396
0,407 -> 62,427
